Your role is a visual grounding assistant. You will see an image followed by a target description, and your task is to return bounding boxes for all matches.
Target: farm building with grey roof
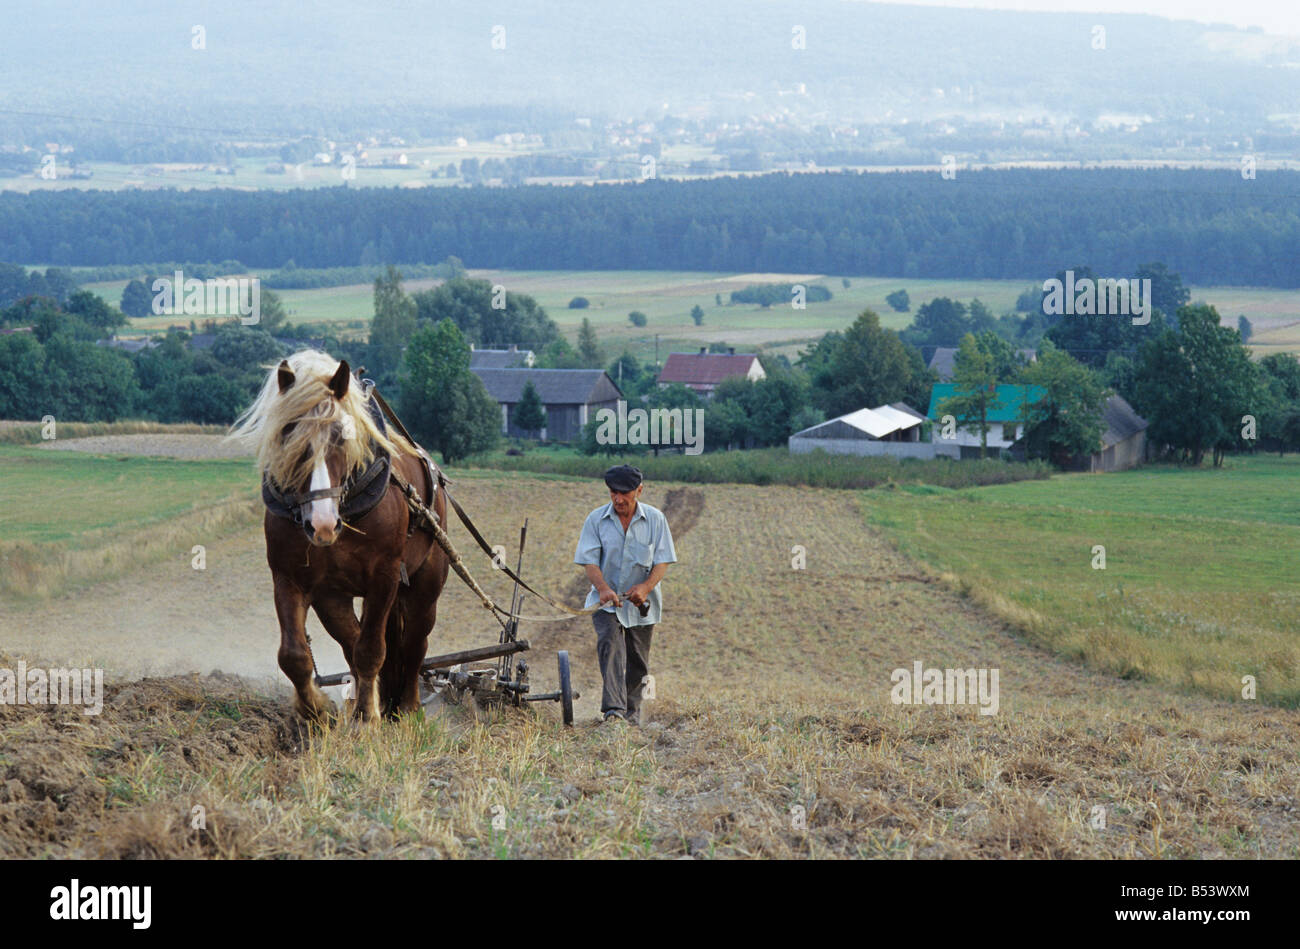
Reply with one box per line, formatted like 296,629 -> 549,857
470,367 -> 622,442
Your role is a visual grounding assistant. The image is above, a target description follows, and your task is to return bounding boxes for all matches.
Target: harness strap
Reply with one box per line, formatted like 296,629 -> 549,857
372,385 -> 602,623
388,467 -> 507,630
442,485 -> 602,618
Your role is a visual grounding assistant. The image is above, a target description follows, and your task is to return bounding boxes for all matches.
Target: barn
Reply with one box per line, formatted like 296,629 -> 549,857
788,402 -> 946,458
470,367 -> 623,442
1089,394 -> 1148,472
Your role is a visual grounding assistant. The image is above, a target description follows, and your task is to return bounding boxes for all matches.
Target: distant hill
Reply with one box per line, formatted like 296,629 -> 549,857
1,0 -> 1297,130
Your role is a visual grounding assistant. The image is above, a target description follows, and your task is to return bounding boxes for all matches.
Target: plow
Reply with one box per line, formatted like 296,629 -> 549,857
313,517 -> 578,725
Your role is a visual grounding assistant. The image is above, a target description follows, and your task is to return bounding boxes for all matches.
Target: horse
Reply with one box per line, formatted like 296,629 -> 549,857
228,350 -> 449,722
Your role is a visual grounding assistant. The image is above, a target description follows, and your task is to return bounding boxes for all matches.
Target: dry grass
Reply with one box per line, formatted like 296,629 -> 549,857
0,420 -> 228,446
2,669 -> 1294,859
0,495 -> 262,601
1,475 -> 1296,858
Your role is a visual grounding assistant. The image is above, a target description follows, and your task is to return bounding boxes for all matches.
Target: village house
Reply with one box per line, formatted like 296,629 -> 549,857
656,348 -> 765,397
470,367 -> 622,441
926,383 -> 1046,458
468,344 -> 535,368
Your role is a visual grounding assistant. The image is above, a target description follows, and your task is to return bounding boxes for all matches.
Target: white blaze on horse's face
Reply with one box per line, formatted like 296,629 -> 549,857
309,454 -> 339,544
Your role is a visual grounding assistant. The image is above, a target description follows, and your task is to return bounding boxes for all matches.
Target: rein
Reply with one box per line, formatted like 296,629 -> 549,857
367,388 -> 601,624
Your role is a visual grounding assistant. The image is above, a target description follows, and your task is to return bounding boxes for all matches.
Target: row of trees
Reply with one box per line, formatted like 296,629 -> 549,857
5,170 -> 1299,286
6,259 -> 1296,471
0,293 -> 285,424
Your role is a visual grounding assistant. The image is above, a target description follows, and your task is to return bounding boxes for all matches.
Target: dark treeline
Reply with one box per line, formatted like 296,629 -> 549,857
3,169 -> 1298,286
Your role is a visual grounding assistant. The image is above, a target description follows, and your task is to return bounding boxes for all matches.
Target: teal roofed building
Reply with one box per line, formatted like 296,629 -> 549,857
926,383 -> 1047,456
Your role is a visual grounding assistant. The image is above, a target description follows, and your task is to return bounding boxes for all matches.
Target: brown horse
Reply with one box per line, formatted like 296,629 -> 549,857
229,350 -> 449,722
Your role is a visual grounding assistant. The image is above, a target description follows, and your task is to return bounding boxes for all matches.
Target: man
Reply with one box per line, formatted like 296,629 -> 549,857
573,464 -> 676,726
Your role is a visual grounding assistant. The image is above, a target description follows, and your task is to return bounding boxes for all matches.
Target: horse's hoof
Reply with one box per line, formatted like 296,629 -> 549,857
295,694 -> 337,724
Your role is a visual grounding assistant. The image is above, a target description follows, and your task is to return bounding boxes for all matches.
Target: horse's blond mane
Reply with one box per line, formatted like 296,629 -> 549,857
227,350 -> 414,490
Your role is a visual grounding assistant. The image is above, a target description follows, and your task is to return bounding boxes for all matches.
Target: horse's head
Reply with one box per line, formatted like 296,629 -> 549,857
230,350 -> 410,548
277,358 -> 353,546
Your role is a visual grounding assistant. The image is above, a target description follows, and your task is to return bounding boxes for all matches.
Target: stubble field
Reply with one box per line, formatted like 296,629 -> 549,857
0,439 -> 1295,859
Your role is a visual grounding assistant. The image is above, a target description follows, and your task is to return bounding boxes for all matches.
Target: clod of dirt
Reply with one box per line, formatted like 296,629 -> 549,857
359,827 -> 394,853
0,662 -> 298,858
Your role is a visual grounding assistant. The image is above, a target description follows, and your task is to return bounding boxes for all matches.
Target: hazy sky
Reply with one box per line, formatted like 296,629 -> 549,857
870,0 -> 1300,34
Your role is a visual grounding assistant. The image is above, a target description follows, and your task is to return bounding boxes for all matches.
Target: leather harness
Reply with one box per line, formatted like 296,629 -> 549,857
261,378 -> 599,625
261,387 -> 434,529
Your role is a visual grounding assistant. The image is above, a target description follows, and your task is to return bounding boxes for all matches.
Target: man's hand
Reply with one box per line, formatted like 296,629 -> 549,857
623,582 -> 651,608
584,564 -> 621,607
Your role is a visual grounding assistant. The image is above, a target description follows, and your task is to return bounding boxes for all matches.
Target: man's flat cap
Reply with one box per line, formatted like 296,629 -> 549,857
603,464 -> 643,492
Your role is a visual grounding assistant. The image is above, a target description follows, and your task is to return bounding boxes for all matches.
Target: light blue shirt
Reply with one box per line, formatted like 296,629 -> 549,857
574,501 -> 677,627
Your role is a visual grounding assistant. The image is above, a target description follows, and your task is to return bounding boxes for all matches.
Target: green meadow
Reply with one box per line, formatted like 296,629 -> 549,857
0,444 -> 254,546
80,269 -> 1300,364
864,454 -> 1300,705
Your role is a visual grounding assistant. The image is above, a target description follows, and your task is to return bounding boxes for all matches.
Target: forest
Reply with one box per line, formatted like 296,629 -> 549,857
2,168 -> 1297,287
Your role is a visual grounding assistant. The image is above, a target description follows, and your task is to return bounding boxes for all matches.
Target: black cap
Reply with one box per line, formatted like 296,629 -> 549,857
604,464 -> 643,493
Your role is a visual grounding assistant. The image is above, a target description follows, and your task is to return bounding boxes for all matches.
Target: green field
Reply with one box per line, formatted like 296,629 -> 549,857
864,454 -> 1300,705
83,269 -> 1300,364
0,445 -> 253,545
0,442 -> 260,600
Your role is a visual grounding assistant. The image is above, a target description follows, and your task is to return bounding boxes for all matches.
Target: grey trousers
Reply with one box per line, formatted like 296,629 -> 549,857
593,609 -> 654,724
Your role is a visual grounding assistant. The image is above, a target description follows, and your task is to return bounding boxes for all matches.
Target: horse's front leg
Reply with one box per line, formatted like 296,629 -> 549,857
273,573 -> 335,722
353,574 -> 400,723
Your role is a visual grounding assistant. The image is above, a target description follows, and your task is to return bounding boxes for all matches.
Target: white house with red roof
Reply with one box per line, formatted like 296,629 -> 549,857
656,348 -> 765,397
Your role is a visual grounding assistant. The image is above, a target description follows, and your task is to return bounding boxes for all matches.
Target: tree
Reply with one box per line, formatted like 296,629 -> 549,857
842,278 -> 851,290
370,265 -> 417,374
1238,315 -> 1252,343
936,333 -> 1002,458
65,289 -> 126,333
1132,304 -> 1258,466
577,317 -> 601,367
413,277 -> 558,352
810,310 -> 930,417
1135,262 -> 1190,324
210,324 -> 283,377
120,278 -> 153,318
513,380 -> 547,436
568,297 -> 589,309
257,288 -> 287,334
690,304 -> 704,326
1042,265 -> 1163,370
400,318 -> 499,463
608,350 -> 648,396
1102,351 -> 1138,404
703,395 -> 753,451
746,371 -> 814,446
885,289 -> 910,313
1256,353 -> 1300,455
41,335 -> 142,422
536,335 -> 582,369
968,299 -> 996,334
1015,287 -> 1040,313
714,293 -> 722,306
628,310 -> 647,327
971,330 -> 1027,382
0,332 -> 51,419
900,297 -> 968,348
1019,343 -> 1105,465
